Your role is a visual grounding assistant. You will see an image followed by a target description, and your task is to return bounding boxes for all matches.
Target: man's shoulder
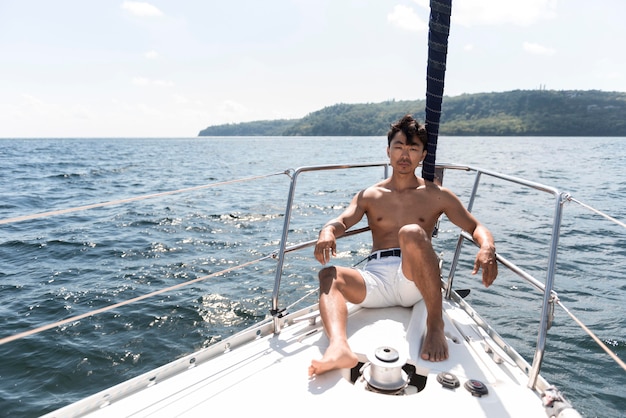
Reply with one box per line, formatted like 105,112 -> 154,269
420,182 -> 464,209
364,179 -> 390,193
418,179 -> 446,194
355,182 -> 390,206
423,179 -> 455,193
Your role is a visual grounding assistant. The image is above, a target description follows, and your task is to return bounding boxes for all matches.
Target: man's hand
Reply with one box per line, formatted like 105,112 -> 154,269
314,228 -> 336,265
472,246 -> 498,287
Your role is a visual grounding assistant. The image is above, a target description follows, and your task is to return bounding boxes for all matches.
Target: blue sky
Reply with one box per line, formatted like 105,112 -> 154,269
1,0 -> 624,137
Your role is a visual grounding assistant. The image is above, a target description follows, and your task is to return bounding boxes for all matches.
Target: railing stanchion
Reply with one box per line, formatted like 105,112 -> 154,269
527,192 -> 567,388
270,163 -> 390,334
271,169 -> 298,334
445,171 -> 481,299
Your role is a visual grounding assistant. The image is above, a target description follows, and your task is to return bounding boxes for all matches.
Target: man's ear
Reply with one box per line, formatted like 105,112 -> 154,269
386,146 -> 390,158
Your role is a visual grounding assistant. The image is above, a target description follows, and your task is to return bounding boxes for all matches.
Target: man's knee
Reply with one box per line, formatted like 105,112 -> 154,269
318,266 -> 338,294
399,224 -> 431,250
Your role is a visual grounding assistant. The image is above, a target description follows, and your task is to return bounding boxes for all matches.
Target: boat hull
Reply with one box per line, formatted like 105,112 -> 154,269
44,295 -> 550,417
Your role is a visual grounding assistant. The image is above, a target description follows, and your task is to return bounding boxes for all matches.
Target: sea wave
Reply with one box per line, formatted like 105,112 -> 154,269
1,137 -> 624,418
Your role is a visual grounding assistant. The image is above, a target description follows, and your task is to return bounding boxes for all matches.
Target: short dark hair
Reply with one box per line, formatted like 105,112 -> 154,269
387,114 -> 427,148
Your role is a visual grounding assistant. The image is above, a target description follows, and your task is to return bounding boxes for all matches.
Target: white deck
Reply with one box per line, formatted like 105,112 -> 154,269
45,296 -> 550,418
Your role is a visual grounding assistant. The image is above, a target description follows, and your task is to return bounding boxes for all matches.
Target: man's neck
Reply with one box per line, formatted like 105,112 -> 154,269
388,172 -> 420,191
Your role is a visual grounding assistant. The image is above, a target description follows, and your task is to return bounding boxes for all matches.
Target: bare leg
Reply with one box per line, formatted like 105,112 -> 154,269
399,225 -> 448,362
308,266 -> 364,377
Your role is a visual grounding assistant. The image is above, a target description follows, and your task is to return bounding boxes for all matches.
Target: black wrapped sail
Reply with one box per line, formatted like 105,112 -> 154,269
422,0 -> 451,182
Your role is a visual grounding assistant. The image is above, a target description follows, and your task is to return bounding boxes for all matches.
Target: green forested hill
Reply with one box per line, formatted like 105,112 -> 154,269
198,90 -> 626,137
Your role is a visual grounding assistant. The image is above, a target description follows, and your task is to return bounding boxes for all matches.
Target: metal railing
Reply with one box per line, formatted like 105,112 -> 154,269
270,162 -> 390,326
267,162 -> 625,390
3,161 -> 623,388
438,164 -> 567,389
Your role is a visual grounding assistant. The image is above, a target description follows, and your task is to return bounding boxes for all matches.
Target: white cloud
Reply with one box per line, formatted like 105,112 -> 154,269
121,2 -> 164,18
111,98 -> 162,116
412,0 -> 429,9
523,41 -> 556,56
387,5 -> 428,32
219,100 -> 247,114
452,0 -> 557,27
218,100 -> 249,122
144,50 -> 159,59
153,79 -> 174,87
132,77 -> 150,86
135,103 -> 162,116
132,77 -> 174,87
21,94 -> 46,107
0,94 -> 95,135
70,105 -> 92,120
173,94 -> 190,105
395,0 -> 556,30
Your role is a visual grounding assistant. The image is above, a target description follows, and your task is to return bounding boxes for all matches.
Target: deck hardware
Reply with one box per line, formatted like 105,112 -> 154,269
464,379 -> 489,397
361,346 -> 409,394
541,386 -> 578,417
296,328 -> 319,343
99,394 -> 111,409
437,372 -> 460,389
270,308 -> 287,318
292,311 -> 320,325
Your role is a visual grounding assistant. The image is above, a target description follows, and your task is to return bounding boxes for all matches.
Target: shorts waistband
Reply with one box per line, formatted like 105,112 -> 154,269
367,248 -> 401,261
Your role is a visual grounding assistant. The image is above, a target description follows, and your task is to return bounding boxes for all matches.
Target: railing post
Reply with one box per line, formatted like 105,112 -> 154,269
271,169 -> 297,334
445,171 -> 482,299
269,163 -> 389,335
527,192 -> 566,388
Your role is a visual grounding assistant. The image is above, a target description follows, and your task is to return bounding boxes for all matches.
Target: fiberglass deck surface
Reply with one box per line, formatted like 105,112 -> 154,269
56,301 -> 547,418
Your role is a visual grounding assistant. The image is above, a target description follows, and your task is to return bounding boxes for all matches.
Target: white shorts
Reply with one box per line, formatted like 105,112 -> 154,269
358,250 -> 423,308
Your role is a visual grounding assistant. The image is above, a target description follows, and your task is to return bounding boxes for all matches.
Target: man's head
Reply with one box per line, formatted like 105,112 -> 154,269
387,114 -> 427,148
386,115 -> 428,174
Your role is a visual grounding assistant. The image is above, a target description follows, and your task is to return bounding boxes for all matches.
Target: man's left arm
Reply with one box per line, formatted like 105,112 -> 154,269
441,188 -> 498,287
470,224 -> 497,287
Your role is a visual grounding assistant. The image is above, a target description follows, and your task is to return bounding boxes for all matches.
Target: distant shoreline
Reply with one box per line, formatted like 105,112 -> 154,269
198,89 -> 626,137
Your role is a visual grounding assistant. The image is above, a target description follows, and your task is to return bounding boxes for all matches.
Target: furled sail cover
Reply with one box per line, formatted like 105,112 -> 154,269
422,0 -> 451,182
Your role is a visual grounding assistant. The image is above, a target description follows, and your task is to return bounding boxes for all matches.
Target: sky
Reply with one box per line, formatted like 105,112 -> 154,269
1,0 -> 625,138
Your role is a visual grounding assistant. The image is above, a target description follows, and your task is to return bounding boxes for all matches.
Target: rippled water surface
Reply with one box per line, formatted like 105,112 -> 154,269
0,136 -> 624,417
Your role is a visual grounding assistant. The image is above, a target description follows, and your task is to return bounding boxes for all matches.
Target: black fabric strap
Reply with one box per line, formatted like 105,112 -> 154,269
367,249 -> 402,261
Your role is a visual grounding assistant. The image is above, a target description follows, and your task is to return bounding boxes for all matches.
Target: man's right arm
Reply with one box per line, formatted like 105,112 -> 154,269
314,190 -> 366,265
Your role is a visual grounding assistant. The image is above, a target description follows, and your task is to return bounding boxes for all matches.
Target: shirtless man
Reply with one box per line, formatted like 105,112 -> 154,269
308,114 -> 498,377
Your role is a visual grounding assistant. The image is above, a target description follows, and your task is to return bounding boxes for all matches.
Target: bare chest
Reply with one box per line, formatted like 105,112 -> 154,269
366,190 -> 442,233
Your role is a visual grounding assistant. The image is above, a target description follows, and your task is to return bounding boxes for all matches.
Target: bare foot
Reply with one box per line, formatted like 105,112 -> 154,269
420,326 -> 449,362
308,342 -> 359,377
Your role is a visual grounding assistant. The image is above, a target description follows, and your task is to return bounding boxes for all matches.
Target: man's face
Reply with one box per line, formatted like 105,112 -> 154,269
387,132 -> 427,174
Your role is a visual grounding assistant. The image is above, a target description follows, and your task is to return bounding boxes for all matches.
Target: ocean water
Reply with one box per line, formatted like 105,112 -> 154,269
0,136 -> 624,417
